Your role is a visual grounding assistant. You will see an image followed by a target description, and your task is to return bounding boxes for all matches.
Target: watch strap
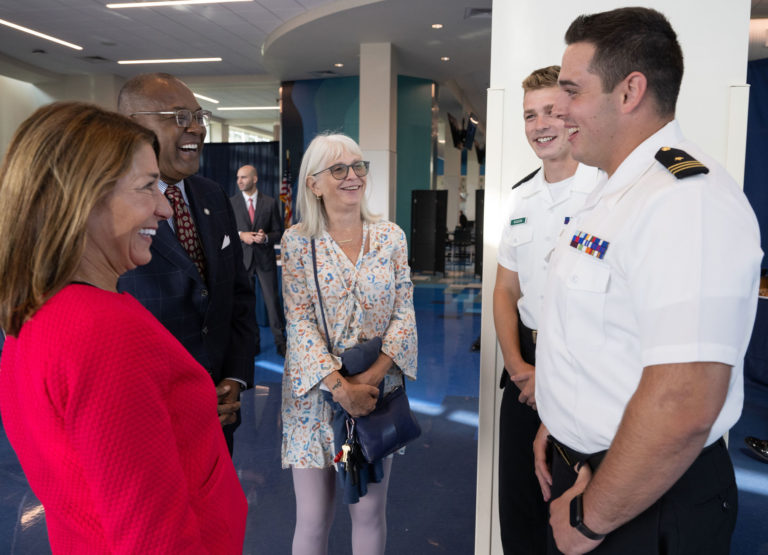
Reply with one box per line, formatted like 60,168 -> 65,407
569,493 -> 606,541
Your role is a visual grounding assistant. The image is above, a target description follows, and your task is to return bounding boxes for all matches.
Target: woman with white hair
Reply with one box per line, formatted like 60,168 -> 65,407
281,133 -> 418,555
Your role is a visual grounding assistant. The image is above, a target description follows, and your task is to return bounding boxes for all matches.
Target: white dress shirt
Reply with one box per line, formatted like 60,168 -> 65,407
536,120 -> 763,453
497,163 -> 602,330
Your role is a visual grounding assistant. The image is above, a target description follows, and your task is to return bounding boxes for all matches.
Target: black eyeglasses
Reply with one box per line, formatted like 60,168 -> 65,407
312,161 -> 370,180
130,109 -> 211,128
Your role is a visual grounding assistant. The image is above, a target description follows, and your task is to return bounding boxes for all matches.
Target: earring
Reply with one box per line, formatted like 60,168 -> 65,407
315,195 -> 322,200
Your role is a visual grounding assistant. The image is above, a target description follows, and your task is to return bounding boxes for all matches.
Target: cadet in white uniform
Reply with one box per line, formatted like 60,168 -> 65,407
533,8 -> 763,555
494,66 -> 601,554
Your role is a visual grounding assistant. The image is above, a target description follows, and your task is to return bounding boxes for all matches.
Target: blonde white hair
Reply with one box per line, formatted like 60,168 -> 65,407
296,133 -> 379,238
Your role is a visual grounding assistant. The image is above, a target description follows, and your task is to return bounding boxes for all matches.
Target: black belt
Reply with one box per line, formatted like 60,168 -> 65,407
549,435 -> 726,473
549,435 -> 606,471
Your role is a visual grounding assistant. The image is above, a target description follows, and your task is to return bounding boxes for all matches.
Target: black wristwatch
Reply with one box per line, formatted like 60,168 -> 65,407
569,493 -> 606,540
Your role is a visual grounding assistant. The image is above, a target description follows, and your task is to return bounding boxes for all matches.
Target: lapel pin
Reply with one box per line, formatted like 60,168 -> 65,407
203,208 -> 210,215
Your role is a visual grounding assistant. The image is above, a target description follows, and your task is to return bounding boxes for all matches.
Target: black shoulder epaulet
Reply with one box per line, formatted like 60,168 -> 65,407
654,147 -> 709,179
512,167 -> 541,190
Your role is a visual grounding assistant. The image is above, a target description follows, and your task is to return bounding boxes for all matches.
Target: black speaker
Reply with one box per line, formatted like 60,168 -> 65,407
475,189 -> 484,277
410,190 -> 447,273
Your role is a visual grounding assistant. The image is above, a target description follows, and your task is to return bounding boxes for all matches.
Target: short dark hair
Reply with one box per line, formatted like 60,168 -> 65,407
522,66 -> 560,93
565,7 -> 683,116
117,72 -> 180,114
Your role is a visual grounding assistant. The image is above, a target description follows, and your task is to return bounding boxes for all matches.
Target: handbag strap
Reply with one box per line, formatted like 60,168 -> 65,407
311,238 -> 333,352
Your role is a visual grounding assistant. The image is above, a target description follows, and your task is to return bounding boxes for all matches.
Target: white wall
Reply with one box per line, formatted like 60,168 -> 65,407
0,75 -> 54,159
476,1 -> 751,553
0,73 -> 126,160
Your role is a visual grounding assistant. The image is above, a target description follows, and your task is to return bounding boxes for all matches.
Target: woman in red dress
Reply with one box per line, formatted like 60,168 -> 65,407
0,102 -> 247,554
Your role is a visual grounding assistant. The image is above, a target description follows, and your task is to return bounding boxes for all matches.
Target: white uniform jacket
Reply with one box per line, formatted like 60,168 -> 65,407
498,163 -> 602,330
536,120 -> 763,454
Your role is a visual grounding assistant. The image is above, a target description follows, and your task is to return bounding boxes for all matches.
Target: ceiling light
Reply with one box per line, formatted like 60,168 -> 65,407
431,23 -> 443,29
194,92 -> 219,104
117,57 -> 222,64
0,17 -> 82,50
107,0 -> 251,8
217,106 -> 280,111
440,56 -> 450,62
334,63 -> 344,68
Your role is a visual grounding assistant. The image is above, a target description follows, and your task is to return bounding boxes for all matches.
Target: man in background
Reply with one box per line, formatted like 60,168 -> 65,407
494,65 -> 600,553
117,72 -> 258,454
231,164 -> 286,357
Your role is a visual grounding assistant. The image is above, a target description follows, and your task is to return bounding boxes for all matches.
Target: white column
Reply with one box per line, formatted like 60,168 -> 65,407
440,141 -> 461,230
477,1 -> 752,553
359,42 -> 397,220
465,147 -> 480,221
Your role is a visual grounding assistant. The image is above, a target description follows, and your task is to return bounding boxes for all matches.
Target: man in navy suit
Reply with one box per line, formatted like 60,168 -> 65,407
231,165 -> 286,356
116,73 -> 258,454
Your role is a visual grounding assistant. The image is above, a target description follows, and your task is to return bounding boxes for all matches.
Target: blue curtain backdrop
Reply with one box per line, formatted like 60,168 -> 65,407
745,58 -> 768,268
198,141 -> 280,200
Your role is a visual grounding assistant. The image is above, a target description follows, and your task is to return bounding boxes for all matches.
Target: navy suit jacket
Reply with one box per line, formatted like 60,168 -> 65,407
230,192 -> 284,273
118,174 -> 258,386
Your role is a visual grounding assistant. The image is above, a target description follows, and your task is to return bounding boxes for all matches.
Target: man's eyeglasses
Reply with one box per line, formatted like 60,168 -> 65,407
312,161 -> 370,180
130,109 -> 211,128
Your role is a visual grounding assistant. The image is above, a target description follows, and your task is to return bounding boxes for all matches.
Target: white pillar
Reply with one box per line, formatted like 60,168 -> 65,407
477,1 -> 752,553
359,42 -> 397,220
465,147 -> 480,221
440,141 -> 462,230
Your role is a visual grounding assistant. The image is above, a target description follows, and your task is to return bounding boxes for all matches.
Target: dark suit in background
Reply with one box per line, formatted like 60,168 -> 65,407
119,174 -> 258,451
230,191 -> 286,352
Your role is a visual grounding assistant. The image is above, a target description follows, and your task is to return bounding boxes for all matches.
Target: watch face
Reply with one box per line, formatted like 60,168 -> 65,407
570,493 -> 582,527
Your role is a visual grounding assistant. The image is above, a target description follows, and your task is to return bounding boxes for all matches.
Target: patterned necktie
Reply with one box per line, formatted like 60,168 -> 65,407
248,197 -> 255,225
165,184 -> 206,280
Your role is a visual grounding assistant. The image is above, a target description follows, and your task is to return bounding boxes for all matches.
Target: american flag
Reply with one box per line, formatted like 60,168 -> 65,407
279,151 -> 293,229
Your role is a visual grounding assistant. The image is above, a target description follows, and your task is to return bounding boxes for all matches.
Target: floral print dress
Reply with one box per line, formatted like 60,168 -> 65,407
280,220 -> 418,468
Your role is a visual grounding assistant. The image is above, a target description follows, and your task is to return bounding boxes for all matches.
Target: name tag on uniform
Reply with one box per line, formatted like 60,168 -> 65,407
570,231 -> 609,260
510,217 -> 527,226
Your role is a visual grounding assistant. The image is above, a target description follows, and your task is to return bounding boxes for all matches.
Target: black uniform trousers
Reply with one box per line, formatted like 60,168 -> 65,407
498,315 -> 547,554
546,437 -> 737,555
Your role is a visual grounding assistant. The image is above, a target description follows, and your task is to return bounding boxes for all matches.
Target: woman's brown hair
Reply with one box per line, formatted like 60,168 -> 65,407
0,101 -> 158,335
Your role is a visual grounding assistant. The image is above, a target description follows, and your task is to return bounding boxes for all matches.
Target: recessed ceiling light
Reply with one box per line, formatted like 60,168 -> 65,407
193,92 -> 219,104
334,63 -> 344,68
107,0 -> 251,8
440,56 -> 450,62
432,23 -> 443,29
0,17 -> 82,50
217,106 -> 280,111
117,57 -> 222,64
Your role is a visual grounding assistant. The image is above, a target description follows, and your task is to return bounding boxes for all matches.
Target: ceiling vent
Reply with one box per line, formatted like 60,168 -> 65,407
464,7 -> 491,19
80,55 -> 113,64
309,70 -> 338,77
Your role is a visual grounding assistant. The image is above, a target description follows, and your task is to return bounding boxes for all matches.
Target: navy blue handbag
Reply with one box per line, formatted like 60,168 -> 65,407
311,239 -> 421,463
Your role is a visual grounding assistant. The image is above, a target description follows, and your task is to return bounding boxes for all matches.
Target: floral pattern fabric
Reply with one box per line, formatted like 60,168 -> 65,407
280,220 -> 418,468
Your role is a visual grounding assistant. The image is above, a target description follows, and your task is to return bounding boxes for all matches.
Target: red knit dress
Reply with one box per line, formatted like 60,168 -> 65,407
0,284 -> 247,553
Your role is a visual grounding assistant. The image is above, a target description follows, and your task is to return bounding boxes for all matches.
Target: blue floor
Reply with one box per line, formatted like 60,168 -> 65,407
1,272 -> 767,553
0,273 -> 483,554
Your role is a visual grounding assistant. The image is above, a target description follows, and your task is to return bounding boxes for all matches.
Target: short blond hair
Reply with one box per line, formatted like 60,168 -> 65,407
522,66 -> 561,93
296,133 -> 379,238
0,102 -> 158,335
